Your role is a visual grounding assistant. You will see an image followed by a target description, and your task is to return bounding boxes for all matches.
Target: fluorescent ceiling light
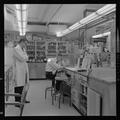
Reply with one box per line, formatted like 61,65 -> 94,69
22,21 -> 27,27
56,34 -> 62,37
20,32 -> 23,36
103,31 -> 111,36
22,4 -> 27,10
16,10 -> 21,21
22,10 -> 27,21
19,28 -> 22,36
96,4 -> 116,15
56,32 -> 62,37
18,21 -> 22,28
62,29 -> 70,34
19,26 -> 26,30
22,32 -> 26,36
80,12 -> 98,25
69,22 -> 80,30
23,28 -> 26,33
15,4 -> 21,10
92,32 -> 111,38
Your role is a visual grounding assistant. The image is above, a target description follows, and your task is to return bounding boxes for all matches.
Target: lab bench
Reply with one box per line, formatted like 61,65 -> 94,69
64,67 -> 116,116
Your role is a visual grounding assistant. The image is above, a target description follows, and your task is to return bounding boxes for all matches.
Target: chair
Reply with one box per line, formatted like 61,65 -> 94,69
58,81 -> 72,108
52,71 -> 71,109
45,72 -> 55,99
5,83 -> 29,116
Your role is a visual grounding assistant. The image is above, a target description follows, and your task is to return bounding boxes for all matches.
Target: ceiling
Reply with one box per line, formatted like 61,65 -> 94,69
4,4 -> 105,36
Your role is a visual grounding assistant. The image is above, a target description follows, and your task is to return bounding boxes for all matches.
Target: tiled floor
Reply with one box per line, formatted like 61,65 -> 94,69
5,80 -> 81,116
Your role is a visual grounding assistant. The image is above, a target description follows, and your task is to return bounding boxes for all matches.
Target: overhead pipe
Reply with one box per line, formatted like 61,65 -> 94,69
45,4 -> 63,33
46,4 -> 63,26
27,21 -> 71,26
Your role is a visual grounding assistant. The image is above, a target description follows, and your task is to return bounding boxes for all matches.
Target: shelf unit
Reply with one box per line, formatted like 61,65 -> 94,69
72,73 -> 88,116
26,41 -> 35,60
35,41 -> 46,60
26,40 -> 47,62
46,40 -> 57,57
25,34 -> 68,59
57,41 -> 68,56
65,69 -> 88,116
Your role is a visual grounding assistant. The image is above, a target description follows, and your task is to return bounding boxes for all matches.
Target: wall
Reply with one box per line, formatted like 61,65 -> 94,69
62,17 -> 116,66
86,19 -> 116,64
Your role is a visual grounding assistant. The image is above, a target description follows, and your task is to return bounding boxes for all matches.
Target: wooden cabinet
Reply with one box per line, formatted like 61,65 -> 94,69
72,73 -> 88,116
65,68 -> 88,116
88,68 -> 116,115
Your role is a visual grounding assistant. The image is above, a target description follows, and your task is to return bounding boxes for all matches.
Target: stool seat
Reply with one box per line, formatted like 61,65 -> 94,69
55,76 -> 68,81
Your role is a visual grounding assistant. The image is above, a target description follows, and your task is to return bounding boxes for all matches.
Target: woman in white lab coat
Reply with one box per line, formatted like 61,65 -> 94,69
5,41 -> 15,93
13,39 -> 30,105
81,50 -> 92,70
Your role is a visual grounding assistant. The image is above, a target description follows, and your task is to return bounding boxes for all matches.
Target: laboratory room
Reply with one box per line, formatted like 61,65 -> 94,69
4,4 -> 116,116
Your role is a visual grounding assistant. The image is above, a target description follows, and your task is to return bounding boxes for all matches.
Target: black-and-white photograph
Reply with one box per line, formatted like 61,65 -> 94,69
4,4 -> 116,116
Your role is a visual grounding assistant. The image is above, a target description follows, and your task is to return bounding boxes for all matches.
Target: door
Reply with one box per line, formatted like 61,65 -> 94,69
87,88 -> 101,116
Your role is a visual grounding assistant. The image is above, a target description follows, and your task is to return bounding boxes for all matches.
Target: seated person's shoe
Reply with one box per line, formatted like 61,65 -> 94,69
15,105 -> 20,108
25,100 -> 30,103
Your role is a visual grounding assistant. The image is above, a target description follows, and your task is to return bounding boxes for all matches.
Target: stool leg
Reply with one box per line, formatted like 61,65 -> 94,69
20,105 -> 24,116
59,94 -> 62,109
51,88 -> 53,96
62,95 -> 64,103
69,97 -> 72,107
45,89 -> 47,99
52,94 -> 54,105
55,95 -> 56,101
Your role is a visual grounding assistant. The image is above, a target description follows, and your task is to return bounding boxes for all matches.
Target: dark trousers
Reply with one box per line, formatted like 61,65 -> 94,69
46,71 -> 56,87
56,81 -> 62,91
14,86 -> 24,102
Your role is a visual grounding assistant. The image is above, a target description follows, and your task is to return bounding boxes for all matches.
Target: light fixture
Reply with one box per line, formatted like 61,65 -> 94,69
92,32 -> 111,38
22,11 -> 27,21
16,4 -> 21,10
18,21 -> 22,28
62,29 -> 70,34
22,28 -> 26,33
80,12 -> 98,25
19,27 -> 23,36
16,10 -> 22,21
96,4 -> 115,15
69,22 -> 80,30
22,4 -> 27,10
56,31 -> 62,37
56,4 -> 116,37
15,4 -> 28,36
22,21 -> 27,27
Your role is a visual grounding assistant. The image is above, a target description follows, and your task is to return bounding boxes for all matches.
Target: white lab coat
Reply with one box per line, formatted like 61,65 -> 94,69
14,45 -> 29,87
81,53 -> 92,69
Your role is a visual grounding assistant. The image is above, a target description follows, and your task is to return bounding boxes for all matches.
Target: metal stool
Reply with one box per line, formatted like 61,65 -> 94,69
45,86 -> 54,99
52,75 -> 69,108
45,72 -> 55,100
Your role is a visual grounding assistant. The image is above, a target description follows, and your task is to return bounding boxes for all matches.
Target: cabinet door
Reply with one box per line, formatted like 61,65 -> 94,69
36,63 -> 46,79
28,63 -> 37,79
71,88 -> 80,107
87,88 -> 101,116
